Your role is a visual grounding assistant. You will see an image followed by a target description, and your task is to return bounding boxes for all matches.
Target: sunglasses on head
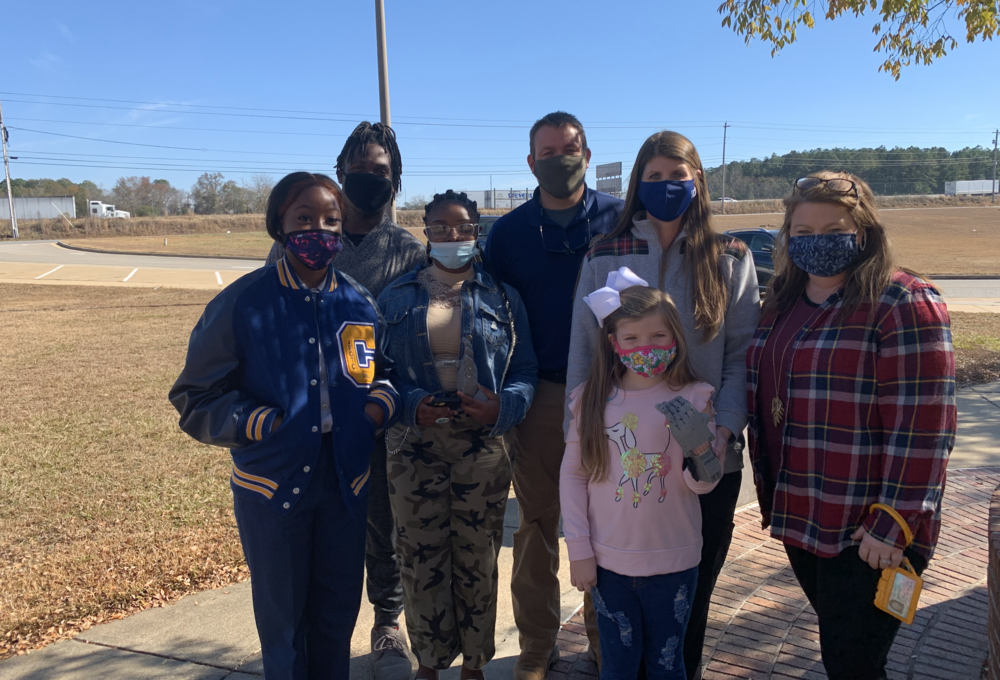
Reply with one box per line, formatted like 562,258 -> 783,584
794,177 -> 859,198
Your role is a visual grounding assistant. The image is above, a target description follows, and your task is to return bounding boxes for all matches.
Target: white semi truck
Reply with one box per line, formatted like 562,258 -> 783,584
88,201 -> 131,218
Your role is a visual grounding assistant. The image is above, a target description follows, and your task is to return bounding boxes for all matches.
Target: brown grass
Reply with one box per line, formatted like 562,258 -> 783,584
716,206 -> 1000,275
62,224 -> 430,259
3,195 -> 993,241
64,233 -> 277,259
711,193 -> 997,216
59,206 -> 1000,275
952,312 -> 1000,387
6,214 -> 265,241
0,284 -> 247,659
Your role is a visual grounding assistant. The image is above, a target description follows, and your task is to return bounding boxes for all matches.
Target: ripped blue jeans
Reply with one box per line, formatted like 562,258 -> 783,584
592,565 -> 698,680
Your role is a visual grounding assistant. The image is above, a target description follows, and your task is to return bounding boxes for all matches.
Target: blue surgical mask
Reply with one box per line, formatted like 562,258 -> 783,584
638,179 -> 697,222
429,241 -> 477,269
787,232 -> 860,277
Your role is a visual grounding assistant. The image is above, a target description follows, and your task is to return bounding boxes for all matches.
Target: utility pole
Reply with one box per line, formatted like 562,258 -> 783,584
375,0 -> 395,223
992,129 -> 998,204
0,97 -> 18,239
721,122 -> 729,215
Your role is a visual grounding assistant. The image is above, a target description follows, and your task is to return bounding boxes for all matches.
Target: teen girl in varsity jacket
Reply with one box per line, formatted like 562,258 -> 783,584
170,172 -> 399,680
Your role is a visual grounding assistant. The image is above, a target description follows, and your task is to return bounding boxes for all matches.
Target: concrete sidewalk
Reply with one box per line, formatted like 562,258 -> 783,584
3,383 -> 998,680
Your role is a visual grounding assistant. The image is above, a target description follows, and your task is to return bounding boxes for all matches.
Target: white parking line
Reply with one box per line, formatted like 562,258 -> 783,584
123,268 -> 139,282
215,271 -> 223,285
35,265 -> 64,280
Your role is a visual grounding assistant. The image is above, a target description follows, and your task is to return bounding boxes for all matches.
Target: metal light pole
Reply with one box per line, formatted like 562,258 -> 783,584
720,122 -> 729,215
0,97 -> 18,239
992,129 -> 998,205
375,0 -> 396,223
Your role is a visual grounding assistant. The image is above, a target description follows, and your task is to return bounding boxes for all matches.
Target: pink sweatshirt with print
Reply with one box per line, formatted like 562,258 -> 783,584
560,380 -> 719,578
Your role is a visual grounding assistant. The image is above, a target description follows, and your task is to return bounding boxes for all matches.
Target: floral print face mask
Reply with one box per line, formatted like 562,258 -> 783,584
612,339 -> 677,379
787,232 -> 860,277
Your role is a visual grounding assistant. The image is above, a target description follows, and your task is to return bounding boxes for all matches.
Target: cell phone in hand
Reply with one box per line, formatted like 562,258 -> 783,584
429,396 -> 462,409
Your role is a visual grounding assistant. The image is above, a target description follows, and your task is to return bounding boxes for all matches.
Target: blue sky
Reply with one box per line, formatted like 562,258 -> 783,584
3,0 -> 998,201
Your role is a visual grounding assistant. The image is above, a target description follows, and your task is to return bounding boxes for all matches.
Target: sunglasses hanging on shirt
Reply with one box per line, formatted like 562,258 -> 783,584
538,218 -> 593,255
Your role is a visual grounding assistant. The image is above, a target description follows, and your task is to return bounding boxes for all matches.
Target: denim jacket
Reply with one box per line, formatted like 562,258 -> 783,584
377,262 -> 537,437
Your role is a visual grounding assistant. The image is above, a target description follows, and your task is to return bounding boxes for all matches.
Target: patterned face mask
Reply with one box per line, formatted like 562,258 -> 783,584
787,232 -> 860,277
613,339 -> 677,379
284,230 -> 344,270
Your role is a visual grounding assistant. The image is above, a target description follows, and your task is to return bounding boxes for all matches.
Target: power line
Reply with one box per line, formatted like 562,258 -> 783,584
0,90 -> 732,127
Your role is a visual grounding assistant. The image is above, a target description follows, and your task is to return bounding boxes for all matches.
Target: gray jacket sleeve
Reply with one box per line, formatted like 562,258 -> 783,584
265,241 -> 284,266
564,256 -> 601,437
713,251 -> 760,442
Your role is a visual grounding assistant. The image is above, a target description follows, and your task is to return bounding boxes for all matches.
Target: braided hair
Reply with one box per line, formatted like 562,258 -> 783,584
336,122 -> 402,194
423,190 -> 480,225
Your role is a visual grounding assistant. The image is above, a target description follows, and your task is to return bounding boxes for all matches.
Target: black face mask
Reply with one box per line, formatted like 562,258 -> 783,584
343,173 -> 394,214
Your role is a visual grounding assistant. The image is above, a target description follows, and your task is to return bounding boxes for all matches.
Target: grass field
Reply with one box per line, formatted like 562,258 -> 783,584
0,284 -> 244,659
62,206 -> 1000,275
5,194 -> 994,242
63,226 -> 428,260
0,283 -> 996,659
716,206 -> 1000,275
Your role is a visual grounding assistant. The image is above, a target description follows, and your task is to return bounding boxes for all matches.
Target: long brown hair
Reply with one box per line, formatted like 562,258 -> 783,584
763,171 -> 897,321
578,287 -> 699,482
604,131 -> 727,340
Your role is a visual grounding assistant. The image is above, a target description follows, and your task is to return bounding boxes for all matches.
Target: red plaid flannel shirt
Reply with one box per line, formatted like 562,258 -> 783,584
746,271 -> 956,562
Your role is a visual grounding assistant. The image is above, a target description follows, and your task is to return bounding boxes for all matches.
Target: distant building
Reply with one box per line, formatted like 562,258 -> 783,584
462,189 -> 535,210
0,196 -> 77,220
944,180 -> 999,196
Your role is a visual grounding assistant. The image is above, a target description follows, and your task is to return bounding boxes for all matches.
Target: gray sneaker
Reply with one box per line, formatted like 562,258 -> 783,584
371,625 -> 413,680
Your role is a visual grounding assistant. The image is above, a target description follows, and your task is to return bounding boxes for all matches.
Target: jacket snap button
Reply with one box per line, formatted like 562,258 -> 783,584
312,426 -> 319,433
303,466 -> 311,473
311,379 -> 317,386
283,502 -> 290,509
304,295 -> 310,302
293,487 -> 300,494
309,338 -> 316,344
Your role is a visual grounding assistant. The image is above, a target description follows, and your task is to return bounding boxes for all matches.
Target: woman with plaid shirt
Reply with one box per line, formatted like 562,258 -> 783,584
747,172 -> 956,680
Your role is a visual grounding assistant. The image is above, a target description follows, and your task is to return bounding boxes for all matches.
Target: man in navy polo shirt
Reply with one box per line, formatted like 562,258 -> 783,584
485,111 -> 623,680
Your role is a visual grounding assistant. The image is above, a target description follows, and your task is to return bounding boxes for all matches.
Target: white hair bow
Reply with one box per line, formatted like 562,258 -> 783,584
583,267 -> 650,327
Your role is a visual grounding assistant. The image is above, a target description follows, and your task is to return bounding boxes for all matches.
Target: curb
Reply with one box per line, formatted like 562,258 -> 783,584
55,241 -> 264,262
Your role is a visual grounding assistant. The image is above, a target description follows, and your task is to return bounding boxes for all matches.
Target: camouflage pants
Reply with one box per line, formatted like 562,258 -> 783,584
386,414 -> 512,670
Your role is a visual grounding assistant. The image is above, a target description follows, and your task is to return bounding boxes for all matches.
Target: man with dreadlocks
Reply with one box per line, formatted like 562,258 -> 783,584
266,122 -> 425,680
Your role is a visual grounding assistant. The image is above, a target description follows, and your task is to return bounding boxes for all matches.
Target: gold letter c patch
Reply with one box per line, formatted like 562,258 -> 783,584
338,322 -> 376,387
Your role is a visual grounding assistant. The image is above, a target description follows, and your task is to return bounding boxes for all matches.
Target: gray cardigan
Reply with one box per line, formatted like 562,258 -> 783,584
266,216 -> 426,299
565,215 -> 760,473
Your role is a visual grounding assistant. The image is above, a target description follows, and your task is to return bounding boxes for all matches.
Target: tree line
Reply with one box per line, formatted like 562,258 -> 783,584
704,146 -> 997,200
1,172 -> 275,217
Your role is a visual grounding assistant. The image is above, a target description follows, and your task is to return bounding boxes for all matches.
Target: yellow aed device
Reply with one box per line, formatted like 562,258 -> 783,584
869,503 -> 923,625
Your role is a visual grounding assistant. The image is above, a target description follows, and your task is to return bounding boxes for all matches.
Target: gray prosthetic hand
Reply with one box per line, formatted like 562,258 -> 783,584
655,396 -> 722,484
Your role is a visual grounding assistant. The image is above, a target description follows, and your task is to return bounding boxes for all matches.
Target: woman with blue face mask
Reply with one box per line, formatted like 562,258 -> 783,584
565,131 -> 760,679
746,171 -> 955,680
376,191 -> 538,680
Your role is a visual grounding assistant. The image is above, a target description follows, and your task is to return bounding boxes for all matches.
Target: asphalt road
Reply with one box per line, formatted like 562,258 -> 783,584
0,240 -> 263,290
1,240 -> 998,301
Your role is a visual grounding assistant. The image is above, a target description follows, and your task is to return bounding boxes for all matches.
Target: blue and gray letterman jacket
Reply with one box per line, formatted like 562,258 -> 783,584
169,256 -> 400,515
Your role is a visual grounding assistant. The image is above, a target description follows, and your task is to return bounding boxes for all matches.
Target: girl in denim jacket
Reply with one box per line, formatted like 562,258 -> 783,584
376,191 -> 537,679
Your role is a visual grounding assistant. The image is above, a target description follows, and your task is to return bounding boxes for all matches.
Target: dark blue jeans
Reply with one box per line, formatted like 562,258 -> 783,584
593,565 -> 698,680
233,435 -> 368,680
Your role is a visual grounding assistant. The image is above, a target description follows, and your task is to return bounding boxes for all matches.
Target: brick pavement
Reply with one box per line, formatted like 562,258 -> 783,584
551,467 -> 998,680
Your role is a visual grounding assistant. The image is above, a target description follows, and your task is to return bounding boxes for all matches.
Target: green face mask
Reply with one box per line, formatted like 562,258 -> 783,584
532,154 -> 587,199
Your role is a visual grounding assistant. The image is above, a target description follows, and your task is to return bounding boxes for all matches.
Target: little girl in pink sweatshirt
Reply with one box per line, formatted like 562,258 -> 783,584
560,269 -> 721,680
